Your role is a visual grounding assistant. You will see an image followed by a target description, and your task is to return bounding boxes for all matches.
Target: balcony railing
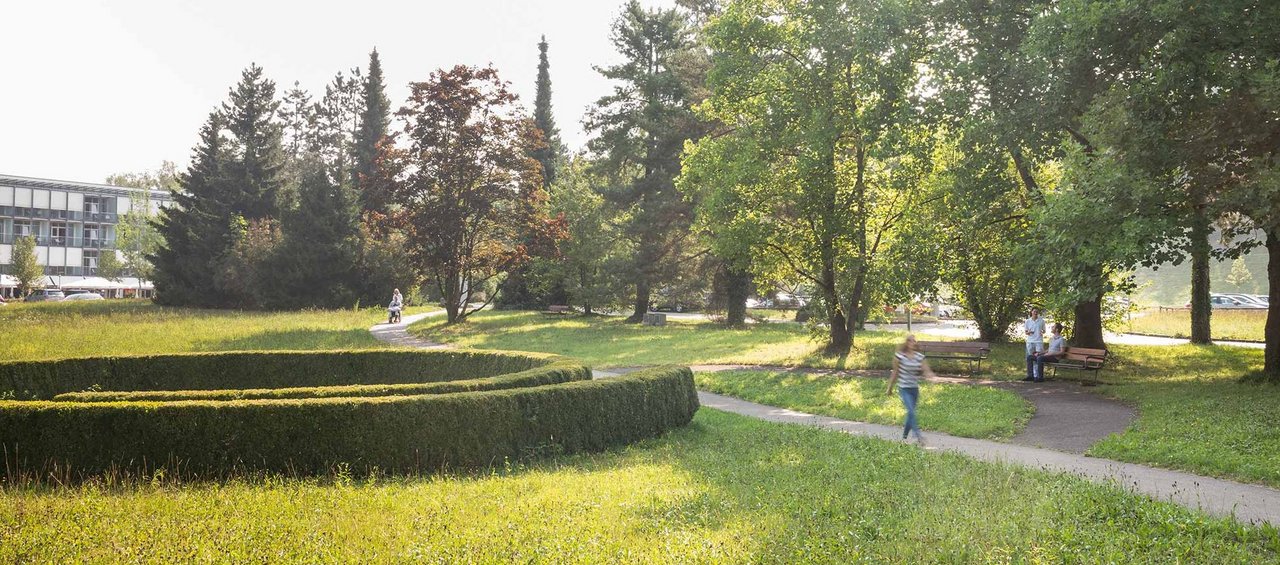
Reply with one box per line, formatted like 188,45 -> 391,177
0,206 -> 118,224
0,233 -> 116,248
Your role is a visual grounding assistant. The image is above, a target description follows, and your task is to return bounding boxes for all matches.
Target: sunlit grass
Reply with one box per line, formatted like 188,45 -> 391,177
1124,308 -> 1267,342
696,370 -> 1031,440
0,301 -> 436,361
3,410 -> 1274,562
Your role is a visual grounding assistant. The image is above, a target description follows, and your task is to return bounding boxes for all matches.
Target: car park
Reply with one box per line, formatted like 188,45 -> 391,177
24,289 -> 65,302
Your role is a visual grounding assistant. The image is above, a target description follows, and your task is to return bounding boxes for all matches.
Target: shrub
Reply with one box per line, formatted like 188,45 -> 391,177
54,362 -> 590,402
0,349 -> 554,401
0,347 -> 699,479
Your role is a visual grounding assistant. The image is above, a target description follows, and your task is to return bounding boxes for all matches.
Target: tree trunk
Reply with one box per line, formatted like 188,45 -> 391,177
442,273 -> 462,324
827,307 -> 852,355
626,279 -> 650,323
1264,228 -> 1279,382
1072,293 -> 1106,349
724,266 -> 750,327
1189,210 -> 1213,344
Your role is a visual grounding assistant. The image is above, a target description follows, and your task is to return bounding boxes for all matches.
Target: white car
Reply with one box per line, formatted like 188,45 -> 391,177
63,292 -> 105,301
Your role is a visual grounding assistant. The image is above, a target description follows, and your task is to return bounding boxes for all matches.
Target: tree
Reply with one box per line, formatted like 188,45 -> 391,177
152,64 -> 287,307
11,235 -> 44,297
682,0 -> 930,353
272,156 -> 363,309
1225,257 -> 1254,292
106,162 -> 175,292
355,48 -> 391,212
528,156 -> 622,315
531,36 -> 562,187
587,1 -> 709,323
391,65 -> 554,324
95,249 -> 126,282
310,69 -> 363,187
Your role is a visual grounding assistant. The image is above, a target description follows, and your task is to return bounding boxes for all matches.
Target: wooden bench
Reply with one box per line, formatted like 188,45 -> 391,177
540,305 -> 573,316
1043,346 -> 1109,385
916,341 -> 991,376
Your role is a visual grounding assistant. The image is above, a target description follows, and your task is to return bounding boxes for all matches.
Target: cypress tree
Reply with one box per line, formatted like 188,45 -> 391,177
355,48 -> 391,211
531,36 -> 562,187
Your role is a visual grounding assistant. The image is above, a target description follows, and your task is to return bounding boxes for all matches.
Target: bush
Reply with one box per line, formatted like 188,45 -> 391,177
53,362 -> 589,402
0,348 -> 699,479
0,349 -> 553,401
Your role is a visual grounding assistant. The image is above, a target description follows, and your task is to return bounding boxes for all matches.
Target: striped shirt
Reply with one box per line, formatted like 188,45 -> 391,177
895,351 -> 925,389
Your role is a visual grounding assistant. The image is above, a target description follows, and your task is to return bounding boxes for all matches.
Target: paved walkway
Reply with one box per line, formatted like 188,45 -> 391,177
370,317 -> 1279,526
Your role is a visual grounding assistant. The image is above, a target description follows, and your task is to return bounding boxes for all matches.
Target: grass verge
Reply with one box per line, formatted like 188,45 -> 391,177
1124,309 -> 1267,342
0,301 -> 435,361
2,410 -> 1275,562
695,370 -> 1031,440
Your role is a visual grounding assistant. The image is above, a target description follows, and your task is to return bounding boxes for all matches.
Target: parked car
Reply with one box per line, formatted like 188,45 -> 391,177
25,289 -> 65,302
63,292 -> 105,301
1252,294 -> 1270,306
1187,294 -> 1266,309
1220,293 -> 1266,307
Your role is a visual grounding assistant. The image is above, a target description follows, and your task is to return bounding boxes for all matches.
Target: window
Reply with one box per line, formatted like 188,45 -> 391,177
83,249 -> 99,269
83,223 -> 100,243
84,196 -> 101,214
50,222 -> 67,245
13,220 -> 32,237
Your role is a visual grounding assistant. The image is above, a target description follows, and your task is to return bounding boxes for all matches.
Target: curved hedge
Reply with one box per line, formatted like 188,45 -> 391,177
0,349 -> 699,479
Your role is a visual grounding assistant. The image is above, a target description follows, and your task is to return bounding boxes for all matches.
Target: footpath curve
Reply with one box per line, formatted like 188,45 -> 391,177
370,314 -> 1279,526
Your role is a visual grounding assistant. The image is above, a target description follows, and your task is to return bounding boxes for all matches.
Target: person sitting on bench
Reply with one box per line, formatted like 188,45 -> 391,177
1025,322 -> 1066,382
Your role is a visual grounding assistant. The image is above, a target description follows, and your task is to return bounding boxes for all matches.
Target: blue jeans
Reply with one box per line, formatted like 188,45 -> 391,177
899,386 -> 921,439
1034,354 -> 1061,381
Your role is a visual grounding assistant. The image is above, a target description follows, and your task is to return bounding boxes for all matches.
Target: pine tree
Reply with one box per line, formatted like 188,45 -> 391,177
274,157 -> 363,308
531,36 -> 562,187
151,64 -> 288,307
355,48 -> 391,210
221,64 -> 287,221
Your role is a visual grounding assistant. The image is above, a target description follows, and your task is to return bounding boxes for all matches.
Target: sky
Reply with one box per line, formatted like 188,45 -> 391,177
0,0 -> 674,184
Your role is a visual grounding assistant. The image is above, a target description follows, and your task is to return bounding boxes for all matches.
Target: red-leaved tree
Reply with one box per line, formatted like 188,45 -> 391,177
391,65 -> 559,323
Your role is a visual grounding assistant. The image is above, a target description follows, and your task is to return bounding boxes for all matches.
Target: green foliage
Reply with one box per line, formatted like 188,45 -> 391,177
683,0 -> 932,352
587,1 -> 708,322
0,349 -> 554,401
152,65 -> 287,308
4,411 -> 1274,561
270,158 -> 364,309
0,363 -> 696,479
530,36 -> 562,187
695,370 -> 1032,440
94,249 -> 126,282
354,48 -> 391,211
10,235 -> 44,297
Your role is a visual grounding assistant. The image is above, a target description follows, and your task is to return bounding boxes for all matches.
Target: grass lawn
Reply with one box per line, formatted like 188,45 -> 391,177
3,410 -> 1275,562
1124,308 -> 1267,342
413,310 -> 1280,487
696,370 -> 1031,440
0,301 -> 435,361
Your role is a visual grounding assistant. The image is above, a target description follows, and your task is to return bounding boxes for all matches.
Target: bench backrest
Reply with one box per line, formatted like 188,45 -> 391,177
1062,347 -> 1108,368
915,341 -> 991,356
547,305 -> 572,312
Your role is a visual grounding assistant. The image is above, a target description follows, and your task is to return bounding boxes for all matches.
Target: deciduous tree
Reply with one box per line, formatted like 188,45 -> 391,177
391,65 -> 554,324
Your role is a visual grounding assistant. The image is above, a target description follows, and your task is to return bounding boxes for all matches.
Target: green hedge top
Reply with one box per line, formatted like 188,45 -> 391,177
53,361 -> 591,403
0,349 -> 560,400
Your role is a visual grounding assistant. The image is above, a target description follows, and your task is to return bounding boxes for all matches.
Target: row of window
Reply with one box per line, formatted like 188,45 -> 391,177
0,205 -> 117,223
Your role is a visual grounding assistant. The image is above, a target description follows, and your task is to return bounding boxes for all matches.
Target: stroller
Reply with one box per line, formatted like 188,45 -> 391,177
388,302 -> 403,324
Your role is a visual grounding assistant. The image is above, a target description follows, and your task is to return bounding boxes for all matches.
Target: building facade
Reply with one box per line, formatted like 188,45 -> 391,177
0,174 -> 172,299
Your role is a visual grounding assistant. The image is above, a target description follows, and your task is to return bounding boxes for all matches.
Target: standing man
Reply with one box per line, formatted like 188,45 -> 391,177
1023,307 -> 1047,381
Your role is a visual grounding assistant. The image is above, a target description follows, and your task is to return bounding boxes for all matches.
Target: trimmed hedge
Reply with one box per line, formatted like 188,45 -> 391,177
0,366 -> 699,478
53,362 -> 590,402
0,349 -> 554,400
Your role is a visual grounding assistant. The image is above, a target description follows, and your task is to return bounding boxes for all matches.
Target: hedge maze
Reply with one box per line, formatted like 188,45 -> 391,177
0,350 -> 699,479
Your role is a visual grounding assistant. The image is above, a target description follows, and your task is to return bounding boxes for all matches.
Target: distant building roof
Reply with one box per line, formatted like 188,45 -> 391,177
0,173 -> 172,202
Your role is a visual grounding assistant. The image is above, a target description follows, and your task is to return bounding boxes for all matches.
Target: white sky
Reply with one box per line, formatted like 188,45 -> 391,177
0,0 -> 673,184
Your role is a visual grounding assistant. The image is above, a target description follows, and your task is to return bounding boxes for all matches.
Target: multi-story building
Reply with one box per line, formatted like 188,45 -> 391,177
0,174 -> 172,299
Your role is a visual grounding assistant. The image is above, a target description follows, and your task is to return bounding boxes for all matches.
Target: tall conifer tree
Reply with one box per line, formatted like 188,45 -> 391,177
531,36 -> 562,187
151,64 -> 287,307
355,48 -> 391,210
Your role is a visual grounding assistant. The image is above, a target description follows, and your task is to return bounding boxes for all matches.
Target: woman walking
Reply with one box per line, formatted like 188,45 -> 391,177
886,334 -> 937,445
